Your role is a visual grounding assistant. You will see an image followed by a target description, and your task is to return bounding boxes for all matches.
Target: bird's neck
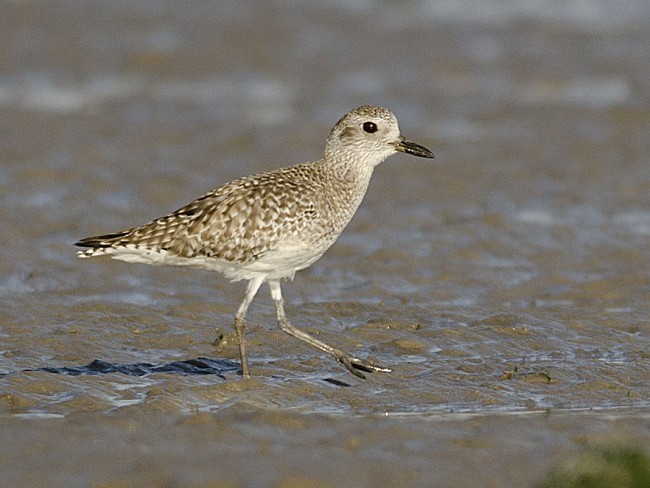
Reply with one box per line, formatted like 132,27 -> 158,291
322,150 -> 380,186
315,155 -> 376,222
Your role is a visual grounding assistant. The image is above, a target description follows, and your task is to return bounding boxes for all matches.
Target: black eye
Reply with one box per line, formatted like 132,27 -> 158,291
363,121 -> 378,133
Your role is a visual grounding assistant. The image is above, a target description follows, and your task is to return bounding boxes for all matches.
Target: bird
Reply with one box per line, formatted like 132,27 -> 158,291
76,105 -> 435,379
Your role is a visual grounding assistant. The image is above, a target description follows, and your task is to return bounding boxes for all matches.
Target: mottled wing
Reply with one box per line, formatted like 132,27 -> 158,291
76,164 -> 321,264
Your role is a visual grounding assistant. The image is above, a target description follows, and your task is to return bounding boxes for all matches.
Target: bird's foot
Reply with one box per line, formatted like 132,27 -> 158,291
337,354 -> 392,379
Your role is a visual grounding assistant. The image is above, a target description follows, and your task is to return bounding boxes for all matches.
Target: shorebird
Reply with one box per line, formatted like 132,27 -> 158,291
76,105 -> 434,378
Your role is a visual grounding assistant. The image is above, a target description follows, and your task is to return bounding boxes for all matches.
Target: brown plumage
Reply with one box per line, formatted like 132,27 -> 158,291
77,105 -> 434,378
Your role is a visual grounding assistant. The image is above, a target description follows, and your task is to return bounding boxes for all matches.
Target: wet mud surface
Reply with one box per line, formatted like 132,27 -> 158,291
1,1 -> 650,486
2,410 -> 649,488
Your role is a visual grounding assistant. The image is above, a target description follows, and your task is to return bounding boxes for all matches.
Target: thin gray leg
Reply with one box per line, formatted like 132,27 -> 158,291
234,276 -> 264,378
267,279 -> 391,379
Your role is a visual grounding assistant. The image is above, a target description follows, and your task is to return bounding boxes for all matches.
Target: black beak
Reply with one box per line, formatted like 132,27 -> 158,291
395,136 -> 435,158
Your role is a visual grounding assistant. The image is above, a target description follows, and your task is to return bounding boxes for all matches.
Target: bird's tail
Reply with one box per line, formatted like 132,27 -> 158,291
75,231 -> 130,258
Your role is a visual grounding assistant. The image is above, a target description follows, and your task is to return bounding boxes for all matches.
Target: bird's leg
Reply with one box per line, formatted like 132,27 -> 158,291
267,280 -> 391,379
233,276 -> 264,378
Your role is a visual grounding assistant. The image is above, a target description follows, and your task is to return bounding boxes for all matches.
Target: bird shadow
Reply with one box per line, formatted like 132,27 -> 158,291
2,358 -> 354,386
5,357 -> 240,380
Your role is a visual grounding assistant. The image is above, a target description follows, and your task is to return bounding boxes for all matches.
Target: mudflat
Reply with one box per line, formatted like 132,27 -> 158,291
1,1 -> 649,486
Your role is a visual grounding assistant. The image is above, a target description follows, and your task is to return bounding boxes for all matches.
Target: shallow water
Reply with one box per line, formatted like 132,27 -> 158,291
1,1 -> 650,486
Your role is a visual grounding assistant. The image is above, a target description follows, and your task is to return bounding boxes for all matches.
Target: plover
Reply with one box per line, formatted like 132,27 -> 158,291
76,105 -> 434,378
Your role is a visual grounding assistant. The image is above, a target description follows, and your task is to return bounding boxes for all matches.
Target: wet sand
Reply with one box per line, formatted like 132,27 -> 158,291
1,1 -> 650,486
2,410 -> 649,487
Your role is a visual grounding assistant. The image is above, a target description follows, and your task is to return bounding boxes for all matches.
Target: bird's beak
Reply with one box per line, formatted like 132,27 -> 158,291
395,136 -> 435,158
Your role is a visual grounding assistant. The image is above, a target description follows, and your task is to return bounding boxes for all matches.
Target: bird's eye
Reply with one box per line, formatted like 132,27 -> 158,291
363,121 -> 378,134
